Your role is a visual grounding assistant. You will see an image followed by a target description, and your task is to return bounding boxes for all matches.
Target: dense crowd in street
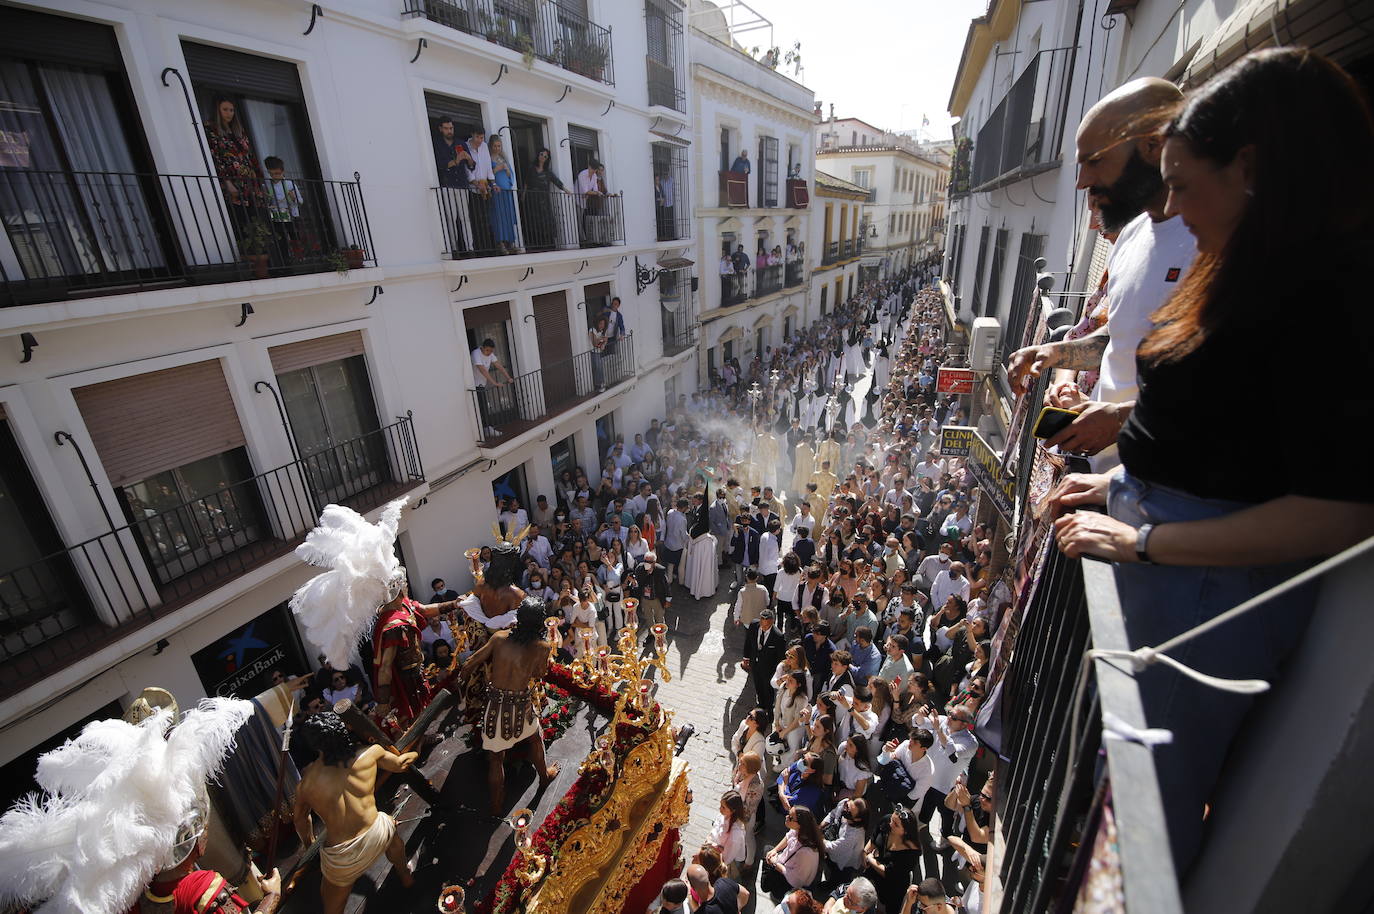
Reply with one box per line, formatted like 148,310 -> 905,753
423,264 -> 1003,914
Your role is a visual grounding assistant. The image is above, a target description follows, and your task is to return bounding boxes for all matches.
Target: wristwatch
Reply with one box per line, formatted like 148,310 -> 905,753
1135,524 -> 1156,565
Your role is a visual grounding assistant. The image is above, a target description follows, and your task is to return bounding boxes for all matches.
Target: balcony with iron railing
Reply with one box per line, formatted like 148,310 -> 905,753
822,241 -> 840,265
784,258 -> 804,287
661,320 -> 698,357
752,263 -> 782,298
403,0 -> 615,85
971,46 -> 1075,191
0,416 -> 423,700
986,328 -> 1374,911
0,170 -> 376,308
719,272 -> 748,308
647,57 -> 685,111
432,186 -> 624,259
470,333 -> 633,443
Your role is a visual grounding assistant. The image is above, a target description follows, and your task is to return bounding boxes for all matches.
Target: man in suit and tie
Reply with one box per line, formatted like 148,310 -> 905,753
742,608 -> 787,709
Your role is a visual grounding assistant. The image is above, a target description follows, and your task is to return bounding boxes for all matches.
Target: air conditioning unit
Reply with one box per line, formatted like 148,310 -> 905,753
970,316 -> 1000,372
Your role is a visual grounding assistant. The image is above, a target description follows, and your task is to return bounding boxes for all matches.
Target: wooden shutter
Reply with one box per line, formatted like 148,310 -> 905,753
269,331 -> 366,375
462,302 -> 511,329
533,292 -> 574,407
74,360 -> 247,488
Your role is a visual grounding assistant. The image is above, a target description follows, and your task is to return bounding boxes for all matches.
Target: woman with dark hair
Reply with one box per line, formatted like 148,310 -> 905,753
525,147 -> 565,250
863,806 -> 923,914
775,750 -> 825,816
204,97 -> 266,248
762,804 -> 824,899
1051,48 -> 1374,871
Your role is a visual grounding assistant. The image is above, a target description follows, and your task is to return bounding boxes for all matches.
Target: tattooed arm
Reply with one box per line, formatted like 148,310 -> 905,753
1006,331 -> 1110,394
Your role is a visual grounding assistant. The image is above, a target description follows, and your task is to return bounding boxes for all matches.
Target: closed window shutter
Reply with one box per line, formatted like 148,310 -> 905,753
182,41 -> 304,101
74,360 -> 247,488
462,302 -> 512,328
269,331 -> 366,375
568,125 -> 598,152
0,7 -> 121,69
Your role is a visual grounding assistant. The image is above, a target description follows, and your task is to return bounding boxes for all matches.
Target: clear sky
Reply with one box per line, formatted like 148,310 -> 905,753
718,0 -> 988,140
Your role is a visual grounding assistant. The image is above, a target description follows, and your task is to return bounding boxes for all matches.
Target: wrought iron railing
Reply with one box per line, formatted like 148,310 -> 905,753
470,333 -> 634,441
753,264 -> 782,298
662,321 -> 698,357
404,0 -> 615,85
432,185 -> 624,258
822,241 -> 840,265
785,259 -> 804,287
647,57 -> 685,110
841,239 -> 855,258
0,169 -> 375,307
0,416 -> 423,700
719,273 -> 748,307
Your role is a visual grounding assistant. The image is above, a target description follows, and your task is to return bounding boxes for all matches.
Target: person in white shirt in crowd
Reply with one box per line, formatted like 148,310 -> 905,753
419,615 -> 453,660
731,707 -> 770,762
835,687 -> 879,744
940,502 -> 973,543
910,704 -> 979,841
876,728 -> 937,805
758,519 -> 781,596
930,562 -> 970,612
523,524 -> 553,568
916,542 -> 954,593
707,790 -> 750,877
628,433 -> 652,465
530,494 -> 556,528
914,451 -> 946,484
323,668 -> 361,706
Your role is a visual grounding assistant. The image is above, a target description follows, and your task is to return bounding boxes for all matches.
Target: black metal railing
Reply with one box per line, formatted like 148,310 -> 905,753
753,264 -> 782,298
785,259 -> 804,286
0,416 -> 423,700
991,538 -> 1182,913
972,47 -> 1076,189
841,239 -> 855,258
647,57 -> 685,110
719,273 -> 748,307
404,0 -> 614,85
470,333 -> 634,440
822,241 -> 839,265
0,170 -> 375,307
433,185 -> 624,258
662,321 -> 698,356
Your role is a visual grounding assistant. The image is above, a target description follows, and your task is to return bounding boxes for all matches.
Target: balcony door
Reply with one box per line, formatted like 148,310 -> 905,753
508,112 -> 555,250
533,290 -> 577,407
0,415 -> 89,664
272,335 -> 384,506
0,8 -> 171,302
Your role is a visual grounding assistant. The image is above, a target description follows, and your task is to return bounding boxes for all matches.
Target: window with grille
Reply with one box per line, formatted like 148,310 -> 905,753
1006,232 -> 1047,349
986,227 -> 1009,318
970,225 -> 990,315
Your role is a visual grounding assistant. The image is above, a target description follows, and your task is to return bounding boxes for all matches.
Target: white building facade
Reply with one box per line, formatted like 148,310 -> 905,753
815,117 -> 948,282
0,0 -> 694,786
688,0 -> 815,384
807,171 -> 867,320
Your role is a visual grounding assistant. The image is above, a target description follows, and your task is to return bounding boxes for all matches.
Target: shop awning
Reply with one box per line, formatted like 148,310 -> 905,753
1183,0 -> 1374,86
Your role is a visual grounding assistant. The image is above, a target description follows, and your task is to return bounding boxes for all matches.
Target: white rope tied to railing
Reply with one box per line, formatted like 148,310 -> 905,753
1064,534 -> 1374,772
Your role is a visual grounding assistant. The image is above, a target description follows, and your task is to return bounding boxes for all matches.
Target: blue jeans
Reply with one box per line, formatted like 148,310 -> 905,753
1108,472 -> 1316,872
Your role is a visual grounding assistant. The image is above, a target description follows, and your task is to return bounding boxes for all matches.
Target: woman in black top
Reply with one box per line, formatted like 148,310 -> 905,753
863,806 -> 923,914
1051,49 -> 1374,871
525,147 -> 565,250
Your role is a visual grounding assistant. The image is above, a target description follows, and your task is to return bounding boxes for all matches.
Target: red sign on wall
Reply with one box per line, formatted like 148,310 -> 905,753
936,367 -> 976,395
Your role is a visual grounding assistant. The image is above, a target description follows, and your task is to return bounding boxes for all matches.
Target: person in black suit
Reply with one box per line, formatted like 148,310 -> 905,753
742,608 -> 787,709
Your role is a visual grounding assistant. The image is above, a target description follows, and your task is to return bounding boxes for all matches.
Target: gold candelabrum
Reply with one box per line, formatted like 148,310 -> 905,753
571,621 -> 673,783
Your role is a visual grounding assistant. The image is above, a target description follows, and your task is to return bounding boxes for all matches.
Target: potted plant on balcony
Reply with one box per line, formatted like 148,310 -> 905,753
566,36 -> 607,81
329,245 -> 366,273
241,218 -> 272,279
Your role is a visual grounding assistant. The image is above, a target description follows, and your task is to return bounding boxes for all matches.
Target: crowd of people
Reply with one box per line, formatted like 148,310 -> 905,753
452,260 -> 1008,913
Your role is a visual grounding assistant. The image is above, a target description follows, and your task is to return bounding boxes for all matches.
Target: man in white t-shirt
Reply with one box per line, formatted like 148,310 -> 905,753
1006,77 -> 1194,469
471,338 -> 513,438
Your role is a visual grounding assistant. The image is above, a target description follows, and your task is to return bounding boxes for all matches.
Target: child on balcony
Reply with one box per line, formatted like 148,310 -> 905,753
264,155 -> 301,262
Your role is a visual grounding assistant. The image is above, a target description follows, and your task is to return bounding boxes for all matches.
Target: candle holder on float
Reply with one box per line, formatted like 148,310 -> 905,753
545,616 -> 560,662
437,884 -> 466,913
508,807 -> 546,887
622,597 -> 639,631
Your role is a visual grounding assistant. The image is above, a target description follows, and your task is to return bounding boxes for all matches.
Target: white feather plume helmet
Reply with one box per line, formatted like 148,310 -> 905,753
0,697 -> 252,914
290,497 -> 408,671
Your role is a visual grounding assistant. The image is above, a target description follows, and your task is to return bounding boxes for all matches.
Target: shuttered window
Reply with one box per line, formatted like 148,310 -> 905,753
182,42 -> 304,101
268,331 -> 366,375
73,360 -> 247,487
0,6 -> 122,69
